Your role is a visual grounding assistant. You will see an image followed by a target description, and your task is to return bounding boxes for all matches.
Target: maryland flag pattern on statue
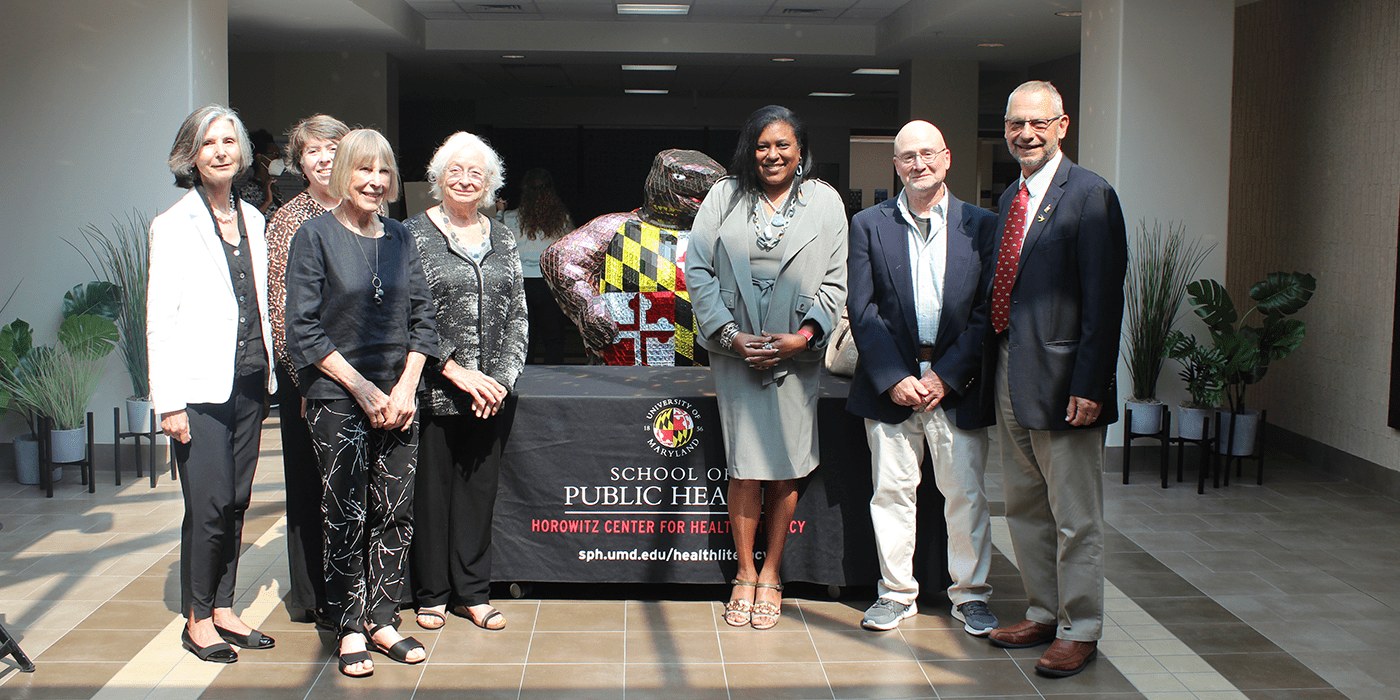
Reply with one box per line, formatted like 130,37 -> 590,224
598,220 -> 706,366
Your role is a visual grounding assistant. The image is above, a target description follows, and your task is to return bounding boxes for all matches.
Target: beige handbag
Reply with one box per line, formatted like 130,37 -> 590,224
824,307 -> 858,377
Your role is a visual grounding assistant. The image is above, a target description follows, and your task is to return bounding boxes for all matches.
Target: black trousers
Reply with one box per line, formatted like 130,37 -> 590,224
524,277 -> 570,364
411,412 -> 502,609
306,398 -> 417,632
274,365 -> 324,618
176,372 -> 265,620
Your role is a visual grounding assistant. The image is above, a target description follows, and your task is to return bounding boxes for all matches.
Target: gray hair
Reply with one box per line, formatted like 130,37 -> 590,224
1006,80 -> 1066,117
426,131 -> 505,208
168,105 -> 253,189
283,114 -> 350,177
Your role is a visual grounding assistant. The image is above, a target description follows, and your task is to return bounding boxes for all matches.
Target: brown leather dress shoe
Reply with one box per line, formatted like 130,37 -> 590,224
987,619 -> 1056,648
1035,639 -> 1098,677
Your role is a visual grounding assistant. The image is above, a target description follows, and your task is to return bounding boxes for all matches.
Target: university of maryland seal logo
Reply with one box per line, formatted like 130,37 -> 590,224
644,398 -> 703,458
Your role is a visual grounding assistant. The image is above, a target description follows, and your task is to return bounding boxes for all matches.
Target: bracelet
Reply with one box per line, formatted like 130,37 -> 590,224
718,322 -> 740,349
797,328 -> 815,347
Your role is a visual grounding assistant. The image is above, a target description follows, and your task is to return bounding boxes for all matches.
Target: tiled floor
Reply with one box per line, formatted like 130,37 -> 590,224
0,414 -> 1397,699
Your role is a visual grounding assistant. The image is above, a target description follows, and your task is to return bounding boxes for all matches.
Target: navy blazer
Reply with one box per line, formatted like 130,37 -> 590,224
845,191 -> 998,430
980,157 -> 1128,431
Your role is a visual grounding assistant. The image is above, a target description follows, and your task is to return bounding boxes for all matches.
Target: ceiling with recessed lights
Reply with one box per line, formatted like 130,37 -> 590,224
229,0 -> 1093,102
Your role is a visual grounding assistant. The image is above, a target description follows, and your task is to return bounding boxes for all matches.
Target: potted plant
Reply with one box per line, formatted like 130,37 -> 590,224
1162,331 -> 1224,439
0,282 -> 120,482
0,281 -> 42,481
1122,220 -> 1213,434
1175,271 -> 1317,455
69,211 -> 152,433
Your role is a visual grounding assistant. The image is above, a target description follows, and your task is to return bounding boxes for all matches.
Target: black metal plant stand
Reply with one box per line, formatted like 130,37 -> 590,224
0,620 -> 35,673
1122,404 -> 1171,488
1167,411 -> 1218,494
37,412 -> 95,498
113,407 -> 171,488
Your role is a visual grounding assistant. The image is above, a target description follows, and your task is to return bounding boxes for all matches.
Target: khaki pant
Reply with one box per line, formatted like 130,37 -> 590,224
995,338 -> 1105,642
865,407 -> 992,607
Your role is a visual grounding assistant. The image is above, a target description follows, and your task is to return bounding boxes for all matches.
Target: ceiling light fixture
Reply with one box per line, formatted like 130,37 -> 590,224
1055,10 -> 1083,17
502,54 -> 525,59
621,64 -> 677,71
771,57 -> 796,62
809,92 -> 854,97
626,89 -> 670,94
977,42 -> 1004,47
616,4 -> 690,15
852,68 -> 899,76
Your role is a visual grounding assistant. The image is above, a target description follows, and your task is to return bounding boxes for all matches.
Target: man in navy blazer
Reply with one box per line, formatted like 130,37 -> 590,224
846,120 -> 1000,634
981,81 -> 1127,678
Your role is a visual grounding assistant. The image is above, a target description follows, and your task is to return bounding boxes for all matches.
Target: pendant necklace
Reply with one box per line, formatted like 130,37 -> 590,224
755,183 -> 796,251
343,213 -> 383,306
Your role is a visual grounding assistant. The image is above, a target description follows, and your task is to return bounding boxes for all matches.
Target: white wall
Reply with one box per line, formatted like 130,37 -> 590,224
1080,0 -> 1235,444
0,0 -> 228,441
850,140 -> 896,210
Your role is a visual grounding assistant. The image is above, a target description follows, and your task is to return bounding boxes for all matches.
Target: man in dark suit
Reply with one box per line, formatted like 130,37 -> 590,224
847,120 -> 1000,634
981,81 -> 1127,678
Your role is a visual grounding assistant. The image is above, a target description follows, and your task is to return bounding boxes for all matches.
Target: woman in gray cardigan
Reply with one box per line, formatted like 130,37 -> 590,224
686,105 -> 848,630
406,132 -> 528,633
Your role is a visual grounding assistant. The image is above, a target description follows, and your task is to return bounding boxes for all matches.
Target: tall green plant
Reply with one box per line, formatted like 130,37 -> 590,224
67,211 -> 152,399
1174,272 -> 1317,414
1122,220 -> 1214,401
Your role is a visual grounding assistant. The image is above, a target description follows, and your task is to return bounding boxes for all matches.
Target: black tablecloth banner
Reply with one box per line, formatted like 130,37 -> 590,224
490,365 -> 888,585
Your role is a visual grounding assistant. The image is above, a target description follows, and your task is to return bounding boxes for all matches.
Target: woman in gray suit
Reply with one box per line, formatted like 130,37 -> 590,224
686,105 -> 848,630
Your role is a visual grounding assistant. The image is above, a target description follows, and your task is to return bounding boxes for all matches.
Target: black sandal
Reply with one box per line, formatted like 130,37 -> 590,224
368,623 -> 425,664
337,632 -> 373,678
182,627 -> 237,664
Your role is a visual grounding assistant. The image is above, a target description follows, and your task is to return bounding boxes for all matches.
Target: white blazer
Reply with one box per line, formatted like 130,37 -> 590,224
147,189 -> 278,415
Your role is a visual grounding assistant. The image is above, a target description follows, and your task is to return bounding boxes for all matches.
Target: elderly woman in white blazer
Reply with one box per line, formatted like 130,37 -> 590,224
686,105 -> 848,630
148,105 -> 278,664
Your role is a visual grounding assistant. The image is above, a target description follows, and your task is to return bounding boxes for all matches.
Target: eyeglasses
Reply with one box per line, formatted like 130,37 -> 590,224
1004,116 -> 1064,133
894,148 -> 948,166
445,166 -> 486,184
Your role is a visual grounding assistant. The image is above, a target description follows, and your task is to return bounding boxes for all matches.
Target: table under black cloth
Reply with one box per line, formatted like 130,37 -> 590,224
491,365 -> 950,589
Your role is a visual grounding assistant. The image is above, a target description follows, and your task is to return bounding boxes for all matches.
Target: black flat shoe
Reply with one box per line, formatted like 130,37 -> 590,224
182,627 -> 237,664
215,625 -> 275,650
368,623 -> 425,664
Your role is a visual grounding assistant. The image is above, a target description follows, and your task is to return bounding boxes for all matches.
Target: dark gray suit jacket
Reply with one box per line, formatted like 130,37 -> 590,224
845,192 -> 998,430
980,157 -> 1127,431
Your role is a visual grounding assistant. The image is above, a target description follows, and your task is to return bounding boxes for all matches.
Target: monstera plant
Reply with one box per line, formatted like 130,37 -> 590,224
1165,271 -> 1317,452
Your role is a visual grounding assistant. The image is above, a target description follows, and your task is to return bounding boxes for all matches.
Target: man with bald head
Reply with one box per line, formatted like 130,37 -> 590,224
846,120 -> 999,633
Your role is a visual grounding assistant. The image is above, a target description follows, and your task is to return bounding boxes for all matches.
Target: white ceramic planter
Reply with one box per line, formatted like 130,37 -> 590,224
126,398 -> 154,434
1126,400 -> 1165,434
1215,409 -> 1260,456
50,425 -> 87,464
1177,406 -> 1212,440
13,435 -> 42,484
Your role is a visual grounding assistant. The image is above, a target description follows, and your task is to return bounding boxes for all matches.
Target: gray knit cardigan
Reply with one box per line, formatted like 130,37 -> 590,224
406,212 -> 528,416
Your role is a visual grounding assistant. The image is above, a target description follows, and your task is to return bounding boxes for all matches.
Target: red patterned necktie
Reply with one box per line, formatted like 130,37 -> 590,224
990,183 -> 1030,333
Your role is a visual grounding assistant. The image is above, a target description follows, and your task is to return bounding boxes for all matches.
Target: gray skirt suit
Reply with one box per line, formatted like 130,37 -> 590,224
685,178 -> 848,480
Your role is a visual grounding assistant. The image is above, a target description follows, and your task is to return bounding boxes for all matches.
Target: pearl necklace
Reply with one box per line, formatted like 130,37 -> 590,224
755,183 -> 796,251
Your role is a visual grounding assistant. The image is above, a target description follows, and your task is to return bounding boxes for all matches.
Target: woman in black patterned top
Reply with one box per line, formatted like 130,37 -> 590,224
285,128 -> 439,677
405,131 -> 527,634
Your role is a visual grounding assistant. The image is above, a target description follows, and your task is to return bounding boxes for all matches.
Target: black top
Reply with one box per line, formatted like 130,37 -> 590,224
221,231 -> 268,377
285,212 -> 440,399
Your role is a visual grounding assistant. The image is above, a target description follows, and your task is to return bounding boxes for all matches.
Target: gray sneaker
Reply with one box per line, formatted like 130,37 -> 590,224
953,600 -> 998,636
862,598 -> 917,631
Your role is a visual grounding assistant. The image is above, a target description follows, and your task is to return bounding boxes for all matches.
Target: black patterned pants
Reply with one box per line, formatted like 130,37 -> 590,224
306,398 -> 417,633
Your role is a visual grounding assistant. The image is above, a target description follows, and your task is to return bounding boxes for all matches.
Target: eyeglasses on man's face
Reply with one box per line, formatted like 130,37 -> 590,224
894,148 -> 948,166
1004,116 -> 1065,134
